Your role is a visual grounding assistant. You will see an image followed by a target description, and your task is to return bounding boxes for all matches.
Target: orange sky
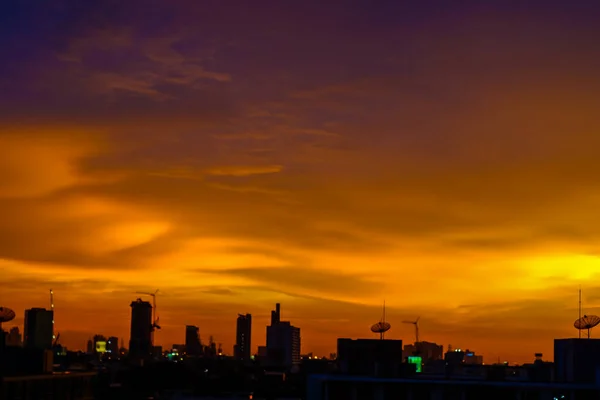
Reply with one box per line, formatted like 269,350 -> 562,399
2,1 -> 600,364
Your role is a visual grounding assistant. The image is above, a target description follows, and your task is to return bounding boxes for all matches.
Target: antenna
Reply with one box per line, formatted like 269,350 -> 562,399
50,289 -> 56,341
579,286 -> 582,339
0,307 -> 16,331
370,300 -> 391,339
574,315 -> 600,339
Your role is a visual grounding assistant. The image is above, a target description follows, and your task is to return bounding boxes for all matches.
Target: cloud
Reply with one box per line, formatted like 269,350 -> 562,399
196,266 -> 382,301
198,287 -> 236,296
205,165 -> 283,177
3,0 -> 600,363
207,182 -> 287,197
0,128 -> 106,198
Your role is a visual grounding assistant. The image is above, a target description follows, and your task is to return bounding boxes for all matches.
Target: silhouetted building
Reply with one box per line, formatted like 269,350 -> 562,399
266,303 -> 301,368
271,303 -> 281,325
234,313 -> 252,361
307,373 -> 600,400
185,325 -> 202,356
337,338 -> 404,377
445,348 -> 483,366
172,343 -> 185,354
129,298 -> 152,360
86,339 -> 93,354
1,346 -> 53,376
24,308 -> 53,349
403,341 -> 443,361
2,371 -> 95,399
555,338 -> 600,383
203,336 -> 218,358
107,336 -> 119,355
6,327 -> 22,347
258,345 -> 268,359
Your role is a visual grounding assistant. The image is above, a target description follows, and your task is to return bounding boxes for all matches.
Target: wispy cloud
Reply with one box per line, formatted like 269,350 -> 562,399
205,165 -> 283,177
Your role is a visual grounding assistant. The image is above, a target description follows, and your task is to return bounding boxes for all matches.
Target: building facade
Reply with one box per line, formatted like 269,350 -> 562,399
555,338 -> 600,384
129,298 -> 153,360
403,341 -> 443,361
337,338 -> 403,377
266,303 -> 301,368
185,325 -> 202,356
234,313 -> 252,361
6,327 -> 22,347
24,308 -> 53,349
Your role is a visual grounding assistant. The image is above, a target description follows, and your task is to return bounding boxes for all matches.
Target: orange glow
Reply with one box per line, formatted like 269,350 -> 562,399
2,4 -> 600,365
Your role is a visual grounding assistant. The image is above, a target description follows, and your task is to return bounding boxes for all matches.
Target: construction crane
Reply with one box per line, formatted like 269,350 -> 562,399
402,317 -> 420,345
136,290 -> 161,344
53,333 -> 61,347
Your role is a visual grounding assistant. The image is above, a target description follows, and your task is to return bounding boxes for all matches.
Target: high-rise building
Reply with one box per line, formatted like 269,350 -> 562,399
185,325 -> 202,356
234,313 -> 252,361
6,327 -> 22,347
24,308 -> 53,349
271,303 -> 281,325
107,336 -> 119,355
129,298 -> 153,360
266,303 -> 301,368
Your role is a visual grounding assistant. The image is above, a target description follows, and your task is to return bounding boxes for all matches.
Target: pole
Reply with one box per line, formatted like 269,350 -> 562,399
50,289 -> 56,341
579,287 -> 582,339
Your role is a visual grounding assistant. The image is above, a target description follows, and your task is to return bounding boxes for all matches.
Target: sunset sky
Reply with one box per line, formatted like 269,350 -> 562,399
2,1 -> 600,364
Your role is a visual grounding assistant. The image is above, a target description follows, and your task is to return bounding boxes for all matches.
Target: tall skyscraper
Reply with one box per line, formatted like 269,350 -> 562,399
234,313 -> 252,361
129,298 -> 152,360
266,303 -> 300,368
185,325 -> 202,356
6,326 -> 22,347
24,308 -> 53,349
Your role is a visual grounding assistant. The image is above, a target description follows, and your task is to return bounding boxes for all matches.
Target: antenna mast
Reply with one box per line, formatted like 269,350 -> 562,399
370,300 -> 391,340
579,286 -> 582,339
50,289 -> 55,341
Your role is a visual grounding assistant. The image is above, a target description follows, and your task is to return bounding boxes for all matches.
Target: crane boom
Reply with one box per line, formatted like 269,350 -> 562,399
135,290 -> 161,345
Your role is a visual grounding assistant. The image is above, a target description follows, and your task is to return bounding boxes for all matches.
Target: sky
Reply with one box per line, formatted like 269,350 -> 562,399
2,0 -> 600,364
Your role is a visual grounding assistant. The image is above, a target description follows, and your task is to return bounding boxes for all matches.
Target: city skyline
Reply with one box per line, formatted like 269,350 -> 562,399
1,295 -> 594,364
2,0 -> 600,365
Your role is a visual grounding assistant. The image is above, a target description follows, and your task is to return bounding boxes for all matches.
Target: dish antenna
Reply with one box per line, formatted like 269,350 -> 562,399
574,315 -> 600,339
0,306 -> 16,331
370,301 -> 391,339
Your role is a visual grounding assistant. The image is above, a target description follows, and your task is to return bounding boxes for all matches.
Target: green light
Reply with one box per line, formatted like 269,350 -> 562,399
407,356 -> 422,373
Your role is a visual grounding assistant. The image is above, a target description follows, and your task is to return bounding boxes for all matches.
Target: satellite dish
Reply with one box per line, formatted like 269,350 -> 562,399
0,307 -> 16,330
371,301 -> 391,339
574,315 -> 600,338
371,321 -> 391,339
